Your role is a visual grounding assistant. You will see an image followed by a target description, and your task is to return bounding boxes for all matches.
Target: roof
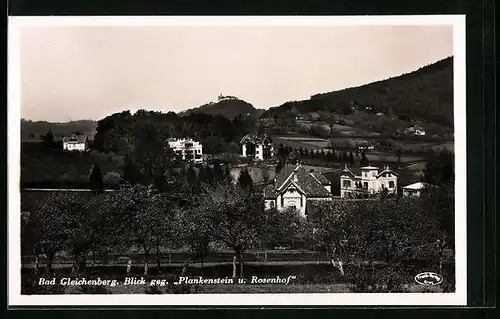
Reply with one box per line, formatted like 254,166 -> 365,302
62,133 -> 88,143
377,168 -> 399,177
403,182 -> 428,190
310,172 -> 330,185
341,165 -> 398,178
240,133 -> 272,145
266,164 -> 332,198
360,166 -> 379,170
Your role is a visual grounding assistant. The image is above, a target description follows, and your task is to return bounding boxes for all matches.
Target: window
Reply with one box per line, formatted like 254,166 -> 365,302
270,201 -> 275,208
290,205 -> 296,211
363,182 -> 368,189
343,180 -> 351,188
389,181 -> 395,188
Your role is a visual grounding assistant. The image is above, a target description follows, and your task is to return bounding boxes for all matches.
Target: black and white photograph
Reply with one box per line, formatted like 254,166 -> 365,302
8,16 -> 466,306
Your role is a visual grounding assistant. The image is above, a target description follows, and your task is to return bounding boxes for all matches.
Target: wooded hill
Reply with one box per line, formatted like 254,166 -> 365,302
21,119 -> 97,141
261,57 -> 454,128
180,98 -> 264,119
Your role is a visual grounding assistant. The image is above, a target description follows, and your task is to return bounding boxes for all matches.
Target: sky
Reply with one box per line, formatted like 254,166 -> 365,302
19,25 -> 453,122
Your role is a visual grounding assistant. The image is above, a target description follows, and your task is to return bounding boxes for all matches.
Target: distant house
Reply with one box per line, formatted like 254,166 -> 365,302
167,138 -> 203,163
405,126 -> 426,136
62,133 -> 88,152
358,145 -> 375,151
240,134 -> 274,161
340,165 -> 398,198
402,182 -> 429,197
263,164 -> 332,218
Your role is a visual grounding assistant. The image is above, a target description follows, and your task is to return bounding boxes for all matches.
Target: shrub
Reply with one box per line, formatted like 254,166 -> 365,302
103,171 -> 122,187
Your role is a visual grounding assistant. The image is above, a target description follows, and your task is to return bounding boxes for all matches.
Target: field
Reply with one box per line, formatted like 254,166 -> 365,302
273,135 -> 427,166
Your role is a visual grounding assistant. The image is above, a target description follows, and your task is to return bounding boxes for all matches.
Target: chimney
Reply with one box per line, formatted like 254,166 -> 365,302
293,171 -> 298,182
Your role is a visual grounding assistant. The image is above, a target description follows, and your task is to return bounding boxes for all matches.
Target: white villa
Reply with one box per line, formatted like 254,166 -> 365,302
167,138 -> 203,163
340,165 -> 398,198
62,133 -> 89,152
240,134 -> 274,161
402,182 -> 429,197
263,164 -> 333,218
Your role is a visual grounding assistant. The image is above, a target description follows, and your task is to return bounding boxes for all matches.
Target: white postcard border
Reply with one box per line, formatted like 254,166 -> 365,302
8,15 -> 467,306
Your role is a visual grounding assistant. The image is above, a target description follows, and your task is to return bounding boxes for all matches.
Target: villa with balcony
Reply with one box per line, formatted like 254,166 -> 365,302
339,165 -> 398,198
167,138 -> 203,164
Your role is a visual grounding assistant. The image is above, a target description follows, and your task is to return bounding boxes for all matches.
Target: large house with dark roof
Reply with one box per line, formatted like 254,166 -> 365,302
263,164 -> 332,217
340,165 -> 398,198
240,134 -> 274,160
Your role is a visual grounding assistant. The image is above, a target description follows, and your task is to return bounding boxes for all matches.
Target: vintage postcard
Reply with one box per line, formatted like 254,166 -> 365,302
8,15 -> 466,306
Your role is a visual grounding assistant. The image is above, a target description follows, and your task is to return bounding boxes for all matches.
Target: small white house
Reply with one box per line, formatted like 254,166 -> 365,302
167,138 -> 203,163
402,182 -> 428,197
62,133 -> 88,152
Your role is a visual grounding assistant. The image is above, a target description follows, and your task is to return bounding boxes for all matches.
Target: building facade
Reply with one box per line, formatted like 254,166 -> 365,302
263,164 -> 333,218
340,165 -> 398,198
62,133 -> 88,151
405,125 -> 426,136
167,138 -> 203,163
240,134 -> 274,160
402,182 -> 428,197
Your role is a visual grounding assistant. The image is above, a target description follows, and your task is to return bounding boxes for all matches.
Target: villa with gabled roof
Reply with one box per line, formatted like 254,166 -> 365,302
240,134 -> 274,160
263,164 -> 332,217
340,164 -> 398,198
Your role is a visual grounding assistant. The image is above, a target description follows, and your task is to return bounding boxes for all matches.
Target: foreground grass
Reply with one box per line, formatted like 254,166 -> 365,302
64,283 -> 442,294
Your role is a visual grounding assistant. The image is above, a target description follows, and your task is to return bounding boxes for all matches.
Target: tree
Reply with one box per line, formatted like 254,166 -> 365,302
360,151 -> 368,166
424,149 -> 454,186
29,193 -> 87,275
237,168 -> 254,190
349,152 -> 354,165
222,164 -> 233,185
123,154 -> 143,185
198,165 -> 214,187
42,130 -> 54,147
261,168 -> 270,185
275,157 -> 285,174
89,164 -> 104,192
200,184 -> 264,277
212,162 -> 224,184
177,205 -> 214,273
310,198 -> 444,292
125,185 -> 179,274
396,148 -> 403,167
260,207 -> 309,251
185,164 -> 197,193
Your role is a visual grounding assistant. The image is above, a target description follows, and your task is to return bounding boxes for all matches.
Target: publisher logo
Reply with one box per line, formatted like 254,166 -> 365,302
414,272 -> 443,286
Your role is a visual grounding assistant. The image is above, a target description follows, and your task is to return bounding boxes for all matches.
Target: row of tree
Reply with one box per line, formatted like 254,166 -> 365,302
21,181 -> 300,279
22,178 -> 454,292
275,143 -> 369,169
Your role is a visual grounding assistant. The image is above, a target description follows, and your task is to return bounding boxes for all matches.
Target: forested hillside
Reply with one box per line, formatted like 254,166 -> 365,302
21,119 -> 97,141
262,57 -> 454,128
